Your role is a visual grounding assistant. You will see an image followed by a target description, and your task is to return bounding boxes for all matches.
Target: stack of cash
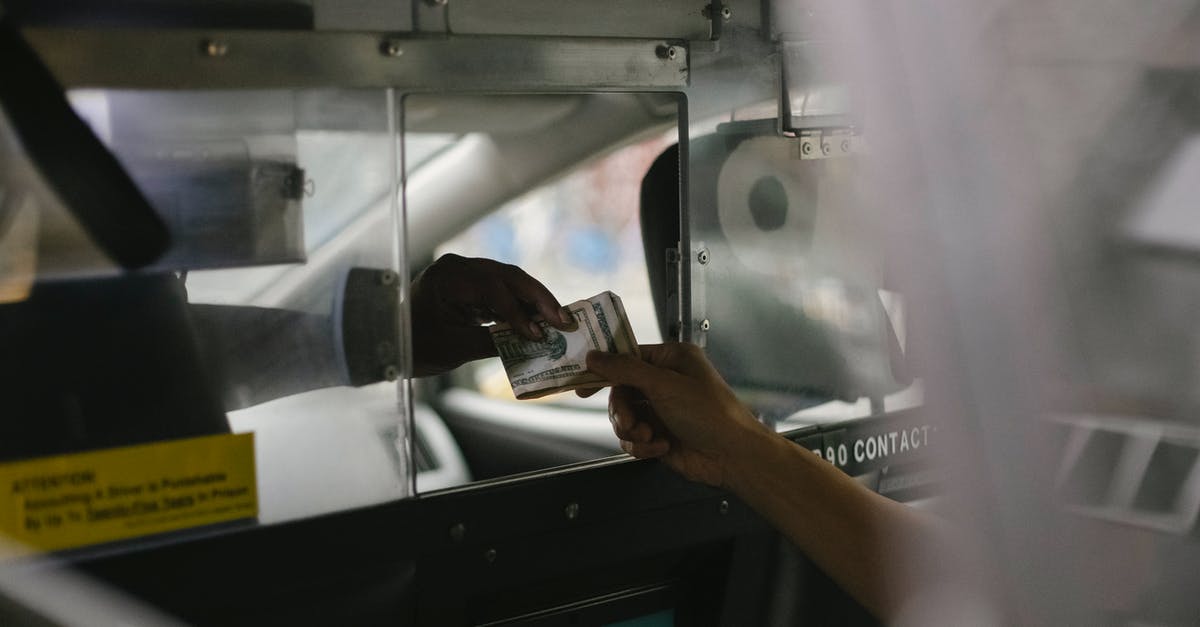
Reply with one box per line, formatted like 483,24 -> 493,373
490,291 -> 640,399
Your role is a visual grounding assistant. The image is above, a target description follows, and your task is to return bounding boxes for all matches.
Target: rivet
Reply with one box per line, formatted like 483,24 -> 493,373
383,365 -> 400,381
719,499 -> 730,515
697,248 -> 710,264
381,40 -> 404,57
379,270 -> 398,285
700,319 -> 711,332
201,39 -> 228,57
449,523 -> 466,542
484,548 -> 497,563
564,502 -> 580,520
656,45 -> 679,60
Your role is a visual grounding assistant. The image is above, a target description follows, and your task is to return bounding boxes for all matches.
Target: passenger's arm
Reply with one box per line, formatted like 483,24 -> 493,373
586,344 -> 948,621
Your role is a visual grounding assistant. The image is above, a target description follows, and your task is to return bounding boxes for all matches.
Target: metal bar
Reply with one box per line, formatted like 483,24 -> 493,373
21,28 -> 689,91
448,0 -> 711,41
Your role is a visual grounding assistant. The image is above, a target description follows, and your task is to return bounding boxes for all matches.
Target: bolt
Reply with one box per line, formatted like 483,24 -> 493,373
721,6 -> 732,20
564,502 -> 580,521
383,365 -> 400,381
201,39 -> 228,57
656,45 -> 679,60
484,548 -> 497,563
700,319 -> 711,332
379,270 -> 398,286
697,249 -> 709,264
381,40 -> 404,57
719,499 -> 730,515
449,523 -> 466,542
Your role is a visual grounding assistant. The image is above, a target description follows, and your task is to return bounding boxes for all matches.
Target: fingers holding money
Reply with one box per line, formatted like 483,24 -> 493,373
484,271 -> 578,342
494,291 -> 640,399
416,254 -> 575,342
576,387 -> 603,398
498,264 -> 579,334
577,345 -> 690,397
412,254 -> 579,375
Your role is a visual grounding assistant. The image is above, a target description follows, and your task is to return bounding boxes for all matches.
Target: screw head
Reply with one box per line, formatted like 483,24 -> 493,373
697,249 -> 710,264
656,44 -> 679,60
719,499 -> 730,515
449,523 -> 466,542
484,548 -> 497,563
383,365 -> 400,381
201,39 -> 228,57
700,319 -> 711,332
564,502 -> 580,520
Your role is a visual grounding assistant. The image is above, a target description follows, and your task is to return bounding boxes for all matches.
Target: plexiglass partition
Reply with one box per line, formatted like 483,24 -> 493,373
685,117 -> 917,430
0,88 -> 412,544
403,93 -> 679,489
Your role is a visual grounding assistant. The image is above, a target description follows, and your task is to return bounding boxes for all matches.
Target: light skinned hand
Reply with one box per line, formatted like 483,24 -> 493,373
411,254 -> 576,376
586,343 -> 768,488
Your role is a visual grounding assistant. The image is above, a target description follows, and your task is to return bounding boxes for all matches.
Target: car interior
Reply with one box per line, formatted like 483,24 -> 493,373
16,0 -> 1195,625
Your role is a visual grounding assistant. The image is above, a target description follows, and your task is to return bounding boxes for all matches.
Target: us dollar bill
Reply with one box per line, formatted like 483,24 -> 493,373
490,291 -> 640,400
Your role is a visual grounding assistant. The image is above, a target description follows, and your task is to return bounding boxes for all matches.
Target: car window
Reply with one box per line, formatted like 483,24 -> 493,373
436,132 -> 671,409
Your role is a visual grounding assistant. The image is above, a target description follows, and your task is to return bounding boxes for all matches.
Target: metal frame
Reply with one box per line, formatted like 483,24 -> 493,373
33,410 -> 930,624
22,29 -> 689,91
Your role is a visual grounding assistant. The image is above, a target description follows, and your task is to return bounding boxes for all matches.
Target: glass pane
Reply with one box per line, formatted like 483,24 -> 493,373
686,119 -> 917,430
404,93 -> 678,489
0,89 -> 411,545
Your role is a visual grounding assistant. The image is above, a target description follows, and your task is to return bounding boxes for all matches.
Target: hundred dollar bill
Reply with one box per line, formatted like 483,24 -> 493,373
490,291 -> 640,400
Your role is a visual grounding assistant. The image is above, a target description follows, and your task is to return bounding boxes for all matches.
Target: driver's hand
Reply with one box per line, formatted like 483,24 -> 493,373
585,343 -> 768,489
411,254 -> 576,376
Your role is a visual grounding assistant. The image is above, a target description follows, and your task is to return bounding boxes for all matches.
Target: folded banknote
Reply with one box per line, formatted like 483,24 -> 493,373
490,291 -> 640,399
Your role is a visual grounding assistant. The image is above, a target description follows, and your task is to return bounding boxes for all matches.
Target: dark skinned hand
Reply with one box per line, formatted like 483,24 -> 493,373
411,254 -> 576,376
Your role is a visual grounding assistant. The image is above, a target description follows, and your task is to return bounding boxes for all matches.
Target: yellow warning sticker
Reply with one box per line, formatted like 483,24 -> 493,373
0,433 -> 256,558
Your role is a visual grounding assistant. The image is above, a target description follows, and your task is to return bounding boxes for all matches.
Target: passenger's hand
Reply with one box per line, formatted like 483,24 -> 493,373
586,343 -> 768,488
411,254 -> 576,376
